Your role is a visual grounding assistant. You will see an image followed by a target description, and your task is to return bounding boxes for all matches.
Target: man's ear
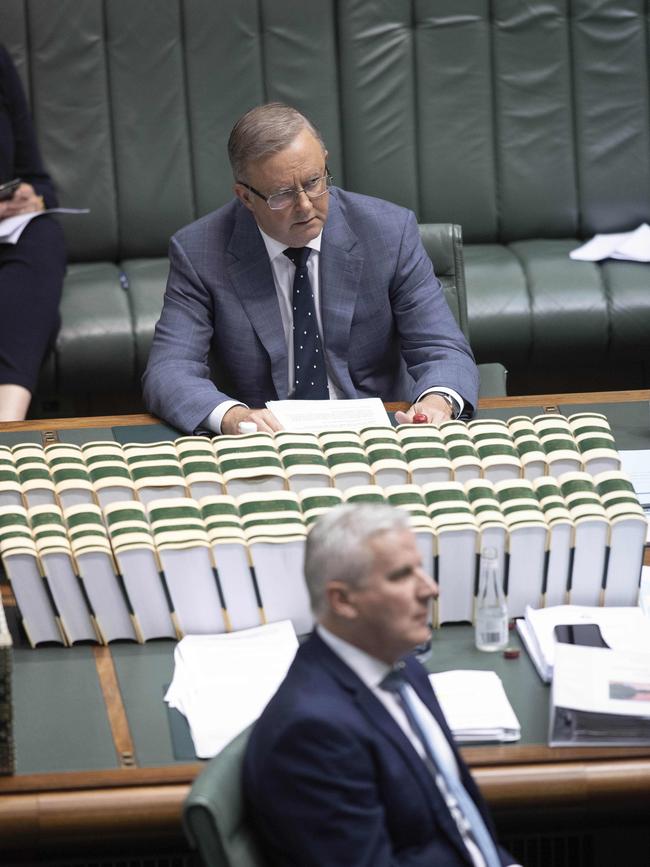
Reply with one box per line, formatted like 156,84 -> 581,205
325,581 -> 359,621
234,183 -> 254,212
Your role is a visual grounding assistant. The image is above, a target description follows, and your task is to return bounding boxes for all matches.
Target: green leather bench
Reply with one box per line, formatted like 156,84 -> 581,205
4,0 -> 648,415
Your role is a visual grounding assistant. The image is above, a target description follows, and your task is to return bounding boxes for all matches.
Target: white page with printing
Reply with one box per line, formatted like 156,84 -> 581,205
266,397 -> 392,432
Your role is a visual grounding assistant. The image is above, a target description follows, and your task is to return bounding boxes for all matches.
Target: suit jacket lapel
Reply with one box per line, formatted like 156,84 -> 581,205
320,193 -> 364,397
226,206 -> 289,399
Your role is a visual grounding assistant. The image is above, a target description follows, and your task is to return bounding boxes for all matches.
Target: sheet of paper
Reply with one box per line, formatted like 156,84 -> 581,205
0,208 -> 90,244
522,604 -> 650,683
429,669 -> 521,742
570,223 -> 650,262
618,449 -> 650,507
165,620 -> 298,758
553,643 -> 650,717
266,397 -> 392,432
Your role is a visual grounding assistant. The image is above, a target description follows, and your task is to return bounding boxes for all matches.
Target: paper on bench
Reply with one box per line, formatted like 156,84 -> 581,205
164,620 -> 298,758
266,398 -> 391,432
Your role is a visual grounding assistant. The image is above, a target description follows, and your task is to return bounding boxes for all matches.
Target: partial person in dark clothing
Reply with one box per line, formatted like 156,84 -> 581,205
0,44 -> 66,420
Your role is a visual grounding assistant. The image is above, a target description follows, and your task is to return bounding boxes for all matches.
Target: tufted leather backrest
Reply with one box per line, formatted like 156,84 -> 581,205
4,0 -> 649,261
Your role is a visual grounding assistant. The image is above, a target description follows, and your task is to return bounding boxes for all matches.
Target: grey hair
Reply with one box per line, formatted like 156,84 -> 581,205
228,102 -> 326,181
304,504 -> 410,617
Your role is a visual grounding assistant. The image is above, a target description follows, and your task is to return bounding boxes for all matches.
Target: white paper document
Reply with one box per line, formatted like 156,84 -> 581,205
569,223 -> 650,262
266,397 -> 392,432
550,643 -> 650,746
164,620 -> 299,758
517,604 -> 650,683
0,208 -> 90,244
429,669 -> 521,743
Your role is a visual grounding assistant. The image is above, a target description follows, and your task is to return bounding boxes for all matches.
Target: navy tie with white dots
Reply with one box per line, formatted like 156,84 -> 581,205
283,246 -> 329,400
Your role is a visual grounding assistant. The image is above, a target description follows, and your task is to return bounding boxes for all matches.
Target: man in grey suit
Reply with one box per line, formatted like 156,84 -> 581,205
143,103 -> 478,434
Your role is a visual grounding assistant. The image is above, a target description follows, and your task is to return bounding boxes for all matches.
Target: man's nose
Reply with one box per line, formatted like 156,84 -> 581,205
418,567 -> 438,599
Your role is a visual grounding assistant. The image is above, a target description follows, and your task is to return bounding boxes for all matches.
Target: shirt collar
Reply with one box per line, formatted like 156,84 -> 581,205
317,624 -> 391,689
258,225 -> 323,263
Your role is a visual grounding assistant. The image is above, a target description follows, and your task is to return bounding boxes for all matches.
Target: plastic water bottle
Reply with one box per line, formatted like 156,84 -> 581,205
475,546 -> 508,652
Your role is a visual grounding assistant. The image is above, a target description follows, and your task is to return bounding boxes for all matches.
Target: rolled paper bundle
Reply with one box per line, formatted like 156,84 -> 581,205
0,504 -> 63,646
557,472 -> 608,607
533,414 -> 582,478
175,436 -> 224,499
28,503 -> 98,644
81,441 -> 135,506
0,446 -> 22,507
364,442 -> 409,488
494,479 -> 548,616
298,488 -> 345,526
508,417 -> 547,480
359,426 -> 401,448
12,443 -> 56,507
532,476 -> 573,607
215,437 -> 286,496
123,441 -> 187,504
343,485 -> 387,506
45,443 -> 95,508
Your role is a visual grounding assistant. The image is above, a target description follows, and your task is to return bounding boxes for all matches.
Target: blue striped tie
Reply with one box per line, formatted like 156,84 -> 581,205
381,667 -> 502,867
283,246 -> 329,400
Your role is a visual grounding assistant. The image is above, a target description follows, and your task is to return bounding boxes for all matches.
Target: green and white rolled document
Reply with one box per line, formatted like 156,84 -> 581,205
148,498 -> 228,635
0,446 -> 22,508
81,441 -> 136,507
0,504 -> 64,646
237,491 -> 312,636
28,504 -> 98,644
465,479 -> 507,618
558,472 -> 609,607
532,477 -> 573,608
467,419 -> 522,483
12,444 -> 56,508
214,433 -> 286,497
320,431 -> 372,492
175,436 -> 224,501
594,471 -> 646,607
494,479 -> 548,617
275,431 -> 332,492
124,441 -> 188,505
103,500 -> 178,641
44,443 -> 95,510
200,495 -> 263,632
298,488 -> 344,527
534,415 -> 582,478
423,482 -> 478,625
508,416 -> 547,481
397,424 -> 454,486
64,503 -> 139,643
360,427 -> 409,488
569,412 -> 621,476
385,485 -> 435,580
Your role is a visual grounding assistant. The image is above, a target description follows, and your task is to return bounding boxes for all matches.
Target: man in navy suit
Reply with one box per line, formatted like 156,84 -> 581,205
143,104 -> 478,434
244,505 -> 519,867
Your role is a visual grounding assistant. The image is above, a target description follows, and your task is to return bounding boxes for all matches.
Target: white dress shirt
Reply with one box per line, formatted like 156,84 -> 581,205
204,227 -> 464,432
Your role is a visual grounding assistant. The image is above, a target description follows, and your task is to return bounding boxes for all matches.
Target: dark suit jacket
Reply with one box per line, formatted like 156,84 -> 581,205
143,188 -> 478,433
243,632 -> 513,867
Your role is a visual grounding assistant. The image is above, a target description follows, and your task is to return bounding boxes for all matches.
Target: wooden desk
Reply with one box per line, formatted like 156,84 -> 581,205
1,391 -> 650,859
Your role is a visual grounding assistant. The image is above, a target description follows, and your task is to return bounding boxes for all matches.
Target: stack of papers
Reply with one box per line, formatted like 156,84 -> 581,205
517,605 -> 650,682
569,223 -> 650,262
164,620 -> 298,758
0,208 -> 89,244
550,643 -> 650,746
266,398 -> 391,432
429,670 -> 521,742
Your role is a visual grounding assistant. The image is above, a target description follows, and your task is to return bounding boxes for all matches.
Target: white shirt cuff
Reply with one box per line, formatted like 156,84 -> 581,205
417,387 -> 465,419
201,400 -> 248,434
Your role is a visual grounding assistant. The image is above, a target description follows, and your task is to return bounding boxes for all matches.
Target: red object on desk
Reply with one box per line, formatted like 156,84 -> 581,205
413,413 -> 428,423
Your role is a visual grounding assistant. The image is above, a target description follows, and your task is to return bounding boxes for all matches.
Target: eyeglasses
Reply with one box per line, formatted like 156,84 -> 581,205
238,170 -> 332,211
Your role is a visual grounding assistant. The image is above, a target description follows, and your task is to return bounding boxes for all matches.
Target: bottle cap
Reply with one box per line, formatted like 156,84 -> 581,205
503,647 -> 520,660
238,422 -> 258,434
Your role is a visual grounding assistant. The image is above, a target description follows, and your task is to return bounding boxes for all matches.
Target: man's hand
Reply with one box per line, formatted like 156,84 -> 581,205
394,393 -> 454,426
221,405 -> 283,435
0,183 -> 45,219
